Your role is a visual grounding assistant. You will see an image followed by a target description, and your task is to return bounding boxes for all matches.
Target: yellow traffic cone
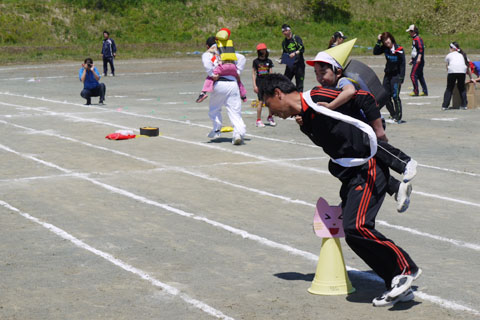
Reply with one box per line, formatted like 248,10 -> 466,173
308,237 -> 355,295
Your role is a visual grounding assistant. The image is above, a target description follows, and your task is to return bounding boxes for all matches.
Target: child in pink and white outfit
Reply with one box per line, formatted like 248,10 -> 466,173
196,28 -> 247,103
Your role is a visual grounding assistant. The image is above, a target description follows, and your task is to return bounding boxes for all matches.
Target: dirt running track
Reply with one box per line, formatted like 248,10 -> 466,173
0,54 -> 479,320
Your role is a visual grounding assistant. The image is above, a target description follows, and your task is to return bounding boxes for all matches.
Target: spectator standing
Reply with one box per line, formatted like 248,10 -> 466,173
281,24 -> 305,92
441,42 -> 473,110
373,32 -> 406,122
406,25 -> 427,96
328,31 -> 347,48
102,31 -> 117,76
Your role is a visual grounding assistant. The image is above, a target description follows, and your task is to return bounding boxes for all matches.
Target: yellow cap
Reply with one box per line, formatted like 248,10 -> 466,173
322,38 -> 357,68
216,29 -> 230,41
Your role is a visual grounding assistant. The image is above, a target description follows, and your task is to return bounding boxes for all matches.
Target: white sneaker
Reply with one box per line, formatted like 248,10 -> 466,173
403,159 -> 417,182
207,129 -> 221,139
256,120 -> 265,127
232,134 -> 243,145
395,182 -> 412,213
388,274 -> 414,299
267,116 -> 276,126
372,288 -> 415,307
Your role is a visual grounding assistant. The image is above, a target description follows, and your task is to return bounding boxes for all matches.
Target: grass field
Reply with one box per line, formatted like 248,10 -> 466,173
1,0 -> 480,64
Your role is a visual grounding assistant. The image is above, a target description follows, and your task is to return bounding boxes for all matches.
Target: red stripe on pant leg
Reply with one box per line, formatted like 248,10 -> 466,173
411,63 -> 419,93
356,159 -> 411,272
356,159 -> 374,238
362,163 -> 408,271
359,160 -> 410,271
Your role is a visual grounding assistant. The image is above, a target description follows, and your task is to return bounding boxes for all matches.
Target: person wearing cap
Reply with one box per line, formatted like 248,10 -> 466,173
258,73 -> 421,307
306,41 -> 417,213
200,32 -> 247,145
328,31 -> 347,48
441,42 -> 473,110
373,32 -> 406,122
406,24 -> 428,96
281,24 -> 305,92
252,43 -> 276,127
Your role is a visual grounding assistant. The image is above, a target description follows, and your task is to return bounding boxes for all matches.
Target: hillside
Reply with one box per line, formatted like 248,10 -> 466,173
0,0 -> 479,63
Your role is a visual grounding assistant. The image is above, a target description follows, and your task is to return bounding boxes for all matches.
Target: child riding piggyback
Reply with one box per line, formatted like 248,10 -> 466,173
196,28 -> 247,103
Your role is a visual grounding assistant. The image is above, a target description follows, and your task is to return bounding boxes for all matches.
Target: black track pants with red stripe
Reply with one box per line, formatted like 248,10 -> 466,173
340,158 -> 418,288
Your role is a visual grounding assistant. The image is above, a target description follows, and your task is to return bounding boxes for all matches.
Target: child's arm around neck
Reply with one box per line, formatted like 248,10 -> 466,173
323,82 -> 356,110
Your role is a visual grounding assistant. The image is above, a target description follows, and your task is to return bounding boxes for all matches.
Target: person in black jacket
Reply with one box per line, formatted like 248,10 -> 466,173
281,24 -> 305,91
101,31 -> 117,76
373,32 -> 405,122
259,73 -> 421,307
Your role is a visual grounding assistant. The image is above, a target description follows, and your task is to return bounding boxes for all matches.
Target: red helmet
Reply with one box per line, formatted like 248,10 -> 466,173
256,43 -> 267,51
216,28 -> 231,40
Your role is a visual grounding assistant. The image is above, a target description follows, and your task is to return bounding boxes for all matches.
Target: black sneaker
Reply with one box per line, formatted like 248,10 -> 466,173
196,92 -> 208,103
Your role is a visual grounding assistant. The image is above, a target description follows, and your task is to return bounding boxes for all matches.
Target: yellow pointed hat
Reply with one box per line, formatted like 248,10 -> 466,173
307,38 -> 357,69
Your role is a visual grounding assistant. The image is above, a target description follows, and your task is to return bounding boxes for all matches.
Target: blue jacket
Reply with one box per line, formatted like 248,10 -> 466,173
102,38 -> 117,58
79,66 -> 101,90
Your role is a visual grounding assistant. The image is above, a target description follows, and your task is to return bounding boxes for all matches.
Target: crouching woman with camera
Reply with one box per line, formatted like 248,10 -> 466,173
79,58 -> 106,105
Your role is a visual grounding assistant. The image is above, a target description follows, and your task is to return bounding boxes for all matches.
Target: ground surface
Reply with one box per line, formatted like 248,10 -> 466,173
0,55 -> 479,320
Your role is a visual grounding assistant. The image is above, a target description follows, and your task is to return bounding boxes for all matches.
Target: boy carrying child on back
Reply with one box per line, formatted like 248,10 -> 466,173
304,40 -> 418,212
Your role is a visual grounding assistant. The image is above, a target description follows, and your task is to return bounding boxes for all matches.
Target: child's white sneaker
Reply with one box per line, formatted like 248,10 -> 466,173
395,182 -> 412,213
403,159 -> 417,182
256,120 -> 265,127
207,129 -> 221,139
267,116 -> 276,126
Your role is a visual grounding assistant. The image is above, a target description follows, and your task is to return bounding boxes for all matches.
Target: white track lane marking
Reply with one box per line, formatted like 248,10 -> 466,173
1,144 -> 479,317
0,200 -> 235,320
2,91 -> 479,175
2,113 -> 480,250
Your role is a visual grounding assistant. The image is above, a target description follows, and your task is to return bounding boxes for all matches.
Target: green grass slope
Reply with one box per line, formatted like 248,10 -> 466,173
0,0 -> 479,64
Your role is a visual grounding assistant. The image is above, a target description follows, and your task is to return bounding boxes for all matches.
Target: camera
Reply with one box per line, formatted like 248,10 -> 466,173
87,63 -> 92,68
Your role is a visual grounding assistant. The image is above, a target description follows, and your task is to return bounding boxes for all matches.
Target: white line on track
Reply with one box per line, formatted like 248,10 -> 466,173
418,163 -> 480,177
0,173 -> 77,183
0,71 -> 202,82
2,91 -> 479,173
430,118 -> 458,121
1,144 -> 479,317
0,200 -> 235,320
2,105 -> 480,249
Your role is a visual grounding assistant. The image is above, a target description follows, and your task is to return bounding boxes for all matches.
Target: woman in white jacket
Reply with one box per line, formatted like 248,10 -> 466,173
441,42 -> 473,110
